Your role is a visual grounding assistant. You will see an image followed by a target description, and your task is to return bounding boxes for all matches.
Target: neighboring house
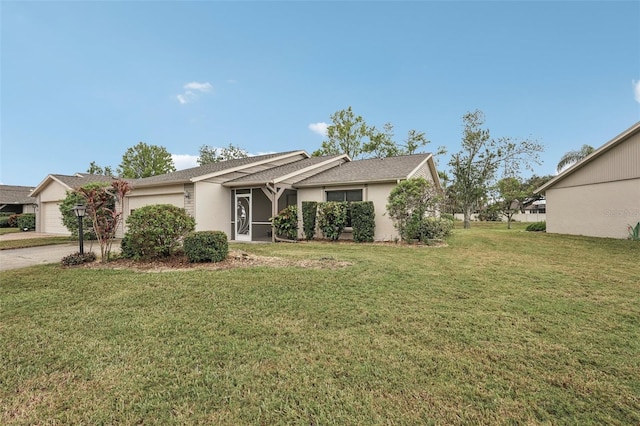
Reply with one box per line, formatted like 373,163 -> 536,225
536,121 -> 640,239
30,174 -> 117,234
0,185 -> 37,214
30,151 -> 441,241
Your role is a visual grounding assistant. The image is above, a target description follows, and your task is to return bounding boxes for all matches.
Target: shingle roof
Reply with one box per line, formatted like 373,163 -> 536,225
52,174 -> 119,188
295,154 -> 432,187
0,185 -> 36,204
224,155 -> 346,186
130,151 -> 302,186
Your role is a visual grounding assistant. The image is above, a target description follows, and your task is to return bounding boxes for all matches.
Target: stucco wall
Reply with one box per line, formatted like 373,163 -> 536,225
35,180 -> 70,233
546,178 -> 640,239
194,181 -> 231,235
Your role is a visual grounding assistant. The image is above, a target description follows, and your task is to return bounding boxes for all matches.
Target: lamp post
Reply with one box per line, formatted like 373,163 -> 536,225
73,203 -> 87,255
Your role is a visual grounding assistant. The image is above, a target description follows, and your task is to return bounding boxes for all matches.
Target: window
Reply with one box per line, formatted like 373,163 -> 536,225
326,189 -> 362,202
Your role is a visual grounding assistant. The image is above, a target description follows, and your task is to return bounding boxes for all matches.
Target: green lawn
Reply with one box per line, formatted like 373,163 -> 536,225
0,236 -> 75,250
1,224 -> 638,424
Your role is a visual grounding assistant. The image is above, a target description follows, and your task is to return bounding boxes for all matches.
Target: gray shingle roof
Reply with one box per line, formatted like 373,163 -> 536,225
0,185 -> 36,204
225,155 -> 346,185
130,151 -> 302,186
295,154 -> 432,187
52,174 -> 119,188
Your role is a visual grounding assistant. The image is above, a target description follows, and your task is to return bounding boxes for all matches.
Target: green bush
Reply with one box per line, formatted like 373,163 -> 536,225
351,201 -> 375,242
122,204 -> 195,259
183,231 -> 229,263
17,213 -> 35,230
405,216 -> 454,243
526,221 -> 546,232
441,213 -> 455,221
60,184 -> 111,240
61,251 -> 97,266
271,205 -> 298,240
317,202 -> 348,241
302,201 -> 318,241
0,217 -> 10,228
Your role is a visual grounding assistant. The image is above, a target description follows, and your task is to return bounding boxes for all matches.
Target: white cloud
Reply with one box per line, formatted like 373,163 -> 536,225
633,80 -> 640,103
184,81 -> 213,92
176,81 -> 213,104
308,122 -> 328,136
172,154 -> 199,170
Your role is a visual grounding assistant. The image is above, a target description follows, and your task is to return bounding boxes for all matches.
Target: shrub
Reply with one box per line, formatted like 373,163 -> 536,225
271,205 -> 298,240
184,231 -> 229,263
441,213 -> 455,221
351,201 -> 375,243
628,222 -> 640,241
17,213 -> 35,231
122,204 -> 195,259
0,217 -> 10,228
317,202 -> 348,241
386,178 -> 441,242
61,251 -> 97,266
7,214 -> 20,228
302,201 -> 318,240
418,217 -> 454,241
60,184 -> 111,240
526,221 -> 546,232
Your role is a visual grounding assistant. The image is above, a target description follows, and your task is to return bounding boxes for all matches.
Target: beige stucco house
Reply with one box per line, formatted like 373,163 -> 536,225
0,185 -> 37,214
536,121 -> 640,239
30,151 -> 441,241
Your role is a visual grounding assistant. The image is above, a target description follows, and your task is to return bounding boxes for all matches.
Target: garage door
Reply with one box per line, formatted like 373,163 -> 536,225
41,202 -> 68,235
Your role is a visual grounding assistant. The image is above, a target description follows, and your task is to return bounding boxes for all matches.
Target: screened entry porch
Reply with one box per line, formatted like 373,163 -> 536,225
230,187 -> 297,242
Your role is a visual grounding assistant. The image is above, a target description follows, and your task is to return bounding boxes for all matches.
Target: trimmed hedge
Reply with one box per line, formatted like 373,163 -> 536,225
351,201 -> 375,243
122,204 -> 195,259
526,221 -> 546,232
17,213 -> 36,230
184,231 -> 229,263
317,202 -> 348,241
302,201 -> 318,241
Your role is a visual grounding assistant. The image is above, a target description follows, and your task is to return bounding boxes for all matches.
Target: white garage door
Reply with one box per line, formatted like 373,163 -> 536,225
41,202 -> 68,235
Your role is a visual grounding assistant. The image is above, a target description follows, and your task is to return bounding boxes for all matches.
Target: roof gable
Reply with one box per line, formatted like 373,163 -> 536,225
30,173 -> 117,197
536,121 -> 640,193
0,185 -> 36,204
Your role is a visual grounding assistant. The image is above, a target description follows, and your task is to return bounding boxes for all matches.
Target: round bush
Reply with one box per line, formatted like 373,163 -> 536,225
526,221 -> 546,232
123,204 -> 195,259
183,231 -> 229,263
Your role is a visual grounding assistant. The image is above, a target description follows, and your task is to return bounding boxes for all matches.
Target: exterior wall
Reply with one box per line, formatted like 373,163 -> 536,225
35,180 -> 70,234
546,178 -> 640,239
194,181 -> 231,236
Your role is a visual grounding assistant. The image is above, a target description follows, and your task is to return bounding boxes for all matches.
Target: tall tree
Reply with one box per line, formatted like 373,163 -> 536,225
556,144 -> 595,172
117,142 -> 176,178
86,161 -> 114,176
449,110 -> 543,229
313,106 -> 430,159
313,107 -> 372,159
198,143 -> 248,166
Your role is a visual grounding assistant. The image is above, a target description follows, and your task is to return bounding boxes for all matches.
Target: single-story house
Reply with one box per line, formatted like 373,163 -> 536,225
0,185 -> 37,214
30,151 -> 441,241
535,121 -> 640,239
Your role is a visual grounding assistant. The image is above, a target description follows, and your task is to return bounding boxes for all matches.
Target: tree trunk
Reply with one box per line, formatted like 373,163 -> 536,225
464,207 -> 472,229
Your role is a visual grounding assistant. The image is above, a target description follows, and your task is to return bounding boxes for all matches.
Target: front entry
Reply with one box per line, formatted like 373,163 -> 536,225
235,193 -> 251,241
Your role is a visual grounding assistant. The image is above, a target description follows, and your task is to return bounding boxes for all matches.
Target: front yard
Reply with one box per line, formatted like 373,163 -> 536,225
1,224 -> 638,424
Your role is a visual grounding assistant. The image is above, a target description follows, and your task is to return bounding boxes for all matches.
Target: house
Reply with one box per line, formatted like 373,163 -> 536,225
30,151 -> 441,241
535,121 -> 640,239
0,185 -> 37,214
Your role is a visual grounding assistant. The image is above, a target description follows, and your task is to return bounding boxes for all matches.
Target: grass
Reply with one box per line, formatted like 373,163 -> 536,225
1,223 -> 638,424
0,227 -> 21,235
0,236 -> 74,250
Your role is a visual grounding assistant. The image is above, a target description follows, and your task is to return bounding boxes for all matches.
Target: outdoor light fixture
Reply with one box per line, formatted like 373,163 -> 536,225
73,203 -> 86,255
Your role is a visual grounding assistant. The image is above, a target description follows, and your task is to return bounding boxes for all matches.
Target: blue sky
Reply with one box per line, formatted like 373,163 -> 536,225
2,1 -> 639,187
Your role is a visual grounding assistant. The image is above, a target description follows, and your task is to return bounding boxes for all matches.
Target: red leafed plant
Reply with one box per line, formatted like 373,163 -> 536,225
77,179 -> 131,262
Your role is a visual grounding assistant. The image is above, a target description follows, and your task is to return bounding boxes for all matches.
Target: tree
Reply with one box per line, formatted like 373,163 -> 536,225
76,179 -> 130,262
386,177 -> 441,242
492,177 -> 531,229
313,107 -> 372,159
556,144 -> 594,173
198,143 -> 248,166
86,161 -> 114,176
312,107 -> 431,159
448,110 -> 543,229
60,182 -> 112,240
117,142 -> 176,178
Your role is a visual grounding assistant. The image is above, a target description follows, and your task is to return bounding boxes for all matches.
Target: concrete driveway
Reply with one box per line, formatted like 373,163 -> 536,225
0,232 -> 118,271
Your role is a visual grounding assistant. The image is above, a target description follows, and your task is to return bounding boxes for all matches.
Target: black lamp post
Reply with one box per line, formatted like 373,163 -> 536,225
73,203 -> 87,255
